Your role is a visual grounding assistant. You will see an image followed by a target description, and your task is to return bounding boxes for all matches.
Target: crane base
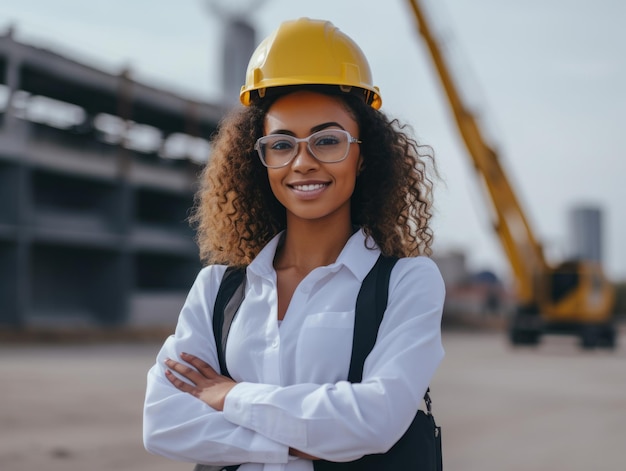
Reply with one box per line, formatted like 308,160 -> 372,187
508,310 -> 617,350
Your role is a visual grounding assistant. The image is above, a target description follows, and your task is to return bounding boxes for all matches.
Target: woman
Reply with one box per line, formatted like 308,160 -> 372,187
143,18 -> 445,470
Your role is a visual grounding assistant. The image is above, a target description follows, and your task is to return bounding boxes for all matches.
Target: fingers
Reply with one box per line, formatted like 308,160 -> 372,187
164,357 -> 206,391
163,353 -> 220,395
163,354 -> 236,410
164,369 -> 197,394
180,352 -> 219,378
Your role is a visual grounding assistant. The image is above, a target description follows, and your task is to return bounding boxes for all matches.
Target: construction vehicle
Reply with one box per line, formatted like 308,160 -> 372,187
406,0 -> 617,348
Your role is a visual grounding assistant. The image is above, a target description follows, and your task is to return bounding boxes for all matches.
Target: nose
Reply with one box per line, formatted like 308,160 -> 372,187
291,141 -> 319,172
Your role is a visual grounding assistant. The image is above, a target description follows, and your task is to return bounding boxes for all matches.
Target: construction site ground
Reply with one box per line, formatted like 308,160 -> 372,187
1,325 -> 625,471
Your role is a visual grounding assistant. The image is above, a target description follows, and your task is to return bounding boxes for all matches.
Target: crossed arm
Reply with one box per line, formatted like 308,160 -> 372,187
164,352 -> 319,461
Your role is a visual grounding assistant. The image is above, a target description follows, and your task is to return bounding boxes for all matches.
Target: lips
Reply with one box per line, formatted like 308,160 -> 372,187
287,181 -> 330,199
290,183 -> 328,192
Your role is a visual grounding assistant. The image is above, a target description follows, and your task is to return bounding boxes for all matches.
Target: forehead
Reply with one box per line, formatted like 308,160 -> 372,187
263,91 -> 357,134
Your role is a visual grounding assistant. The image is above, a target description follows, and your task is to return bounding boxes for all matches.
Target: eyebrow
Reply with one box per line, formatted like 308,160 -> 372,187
267,121 -> 346,136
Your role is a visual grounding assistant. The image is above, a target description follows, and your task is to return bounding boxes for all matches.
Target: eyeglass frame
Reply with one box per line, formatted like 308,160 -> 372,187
254,129 -> 362,169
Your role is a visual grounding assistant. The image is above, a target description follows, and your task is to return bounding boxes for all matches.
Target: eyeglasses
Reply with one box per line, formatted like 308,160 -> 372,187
254,129 -> 361,168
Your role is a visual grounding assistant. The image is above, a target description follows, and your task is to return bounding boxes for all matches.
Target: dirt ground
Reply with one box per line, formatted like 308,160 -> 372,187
1,327 -> 625,471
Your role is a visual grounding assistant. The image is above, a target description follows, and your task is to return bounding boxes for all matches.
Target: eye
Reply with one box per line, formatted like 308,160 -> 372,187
267,137 -> 295,152
313,132 -> 342,147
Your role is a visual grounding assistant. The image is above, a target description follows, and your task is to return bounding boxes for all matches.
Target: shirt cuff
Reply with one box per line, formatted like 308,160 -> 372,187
245,429 -> 290,464
224,382 -> 308,449
224,382 -> 276,425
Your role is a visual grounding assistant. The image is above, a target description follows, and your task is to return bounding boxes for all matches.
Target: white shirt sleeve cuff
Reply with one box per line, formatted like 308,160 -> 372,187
223,382 -> 279,427
224,382 -> 309,449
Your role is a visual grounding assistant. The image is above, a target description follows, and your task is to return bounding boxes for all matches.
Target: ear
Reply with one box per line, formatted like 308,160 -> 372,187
357,155 -> 365,175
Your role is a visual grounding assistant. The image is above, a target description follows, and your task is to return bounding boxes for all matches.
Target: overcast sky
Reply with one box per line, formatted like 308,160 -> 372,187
2,0 -> 625,282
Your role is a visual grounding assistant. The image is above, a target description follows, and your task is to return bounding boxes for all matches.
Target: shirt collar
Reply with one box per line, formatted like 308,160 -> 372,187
247,228 -> 380,282
335,229 -> 381,282
247,232 -> 284,278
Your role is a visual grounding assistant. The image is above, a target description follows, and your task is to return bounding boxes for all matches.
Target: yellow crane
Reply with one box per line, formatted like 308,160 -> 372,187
406,0 -> 616,348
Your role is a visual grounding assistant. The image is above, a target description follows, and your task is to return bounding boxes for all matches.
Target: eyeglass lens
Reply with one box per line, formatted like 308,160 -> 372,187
257,129 -> 351,167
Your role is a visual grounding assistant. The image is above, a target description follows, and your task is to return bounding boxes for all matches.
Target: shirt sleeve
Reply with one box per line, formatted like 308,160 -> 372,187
222,256 -> 445,462
142,265 -> 290,466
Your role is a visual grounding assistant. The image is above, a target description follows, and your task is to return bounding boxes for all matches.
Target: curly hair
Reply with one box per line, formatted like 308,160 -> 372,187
190,88 -> 437,267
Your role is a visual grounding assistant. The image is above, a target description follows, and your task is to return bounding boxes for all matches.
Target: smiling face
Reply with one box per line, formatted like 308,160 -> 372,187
262,91 -> 363,226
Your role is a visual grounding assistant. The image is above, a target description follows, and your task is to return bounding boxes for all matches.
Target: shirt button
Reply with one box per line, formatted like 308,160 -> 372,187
271,340 -> 279,348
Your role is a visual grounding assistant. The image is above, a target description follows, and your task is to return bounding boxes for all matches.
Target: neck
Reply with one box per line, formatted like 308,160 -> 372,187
274,217 -> 355,274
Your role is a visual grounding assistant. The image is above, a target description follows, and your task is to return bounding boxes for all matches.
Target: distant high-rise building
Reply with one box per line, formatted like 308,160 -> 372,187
205,0 -> 266,106
569,206 -> 603,263
221,20 -> 256,106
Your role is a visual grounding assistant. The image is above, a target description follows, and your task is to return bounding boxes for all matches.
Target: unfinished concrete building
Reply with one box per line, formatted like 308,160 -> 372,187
0,30 -> 225,328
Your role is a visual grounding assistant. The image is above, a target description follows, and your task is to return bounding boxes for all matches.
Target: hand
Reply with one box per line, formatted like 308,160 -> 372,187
289,448 -> 321,461
164,352 -> 237,411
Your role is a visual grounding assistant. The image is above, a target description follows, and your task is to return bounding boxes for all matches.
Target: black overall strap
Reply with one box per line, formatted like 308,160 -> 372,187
348,255 -> 398,382
212,266 -> 246,379
195,267 -> 247,471
313,255 -> 398,471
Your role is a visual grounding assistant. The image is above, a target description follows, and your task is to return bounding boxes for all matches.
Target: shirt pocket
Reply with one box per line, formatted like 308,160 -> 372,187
295,310 -> 355,384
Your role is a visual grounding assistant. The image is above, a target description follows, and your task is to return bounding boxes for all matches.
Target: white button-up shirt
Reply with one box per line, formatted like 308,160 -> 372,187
143,229 -> 445,470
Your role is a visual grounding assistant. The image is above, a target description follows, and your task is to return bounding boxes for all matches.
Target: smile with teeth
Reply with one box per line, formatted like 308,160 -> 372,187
291,183 -> 329,192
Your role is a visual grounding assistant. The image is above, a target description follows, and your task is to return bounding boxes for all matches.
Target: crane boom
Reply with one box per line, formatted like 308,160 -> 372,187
406,0 -> 616,348
406,0 -> 546,304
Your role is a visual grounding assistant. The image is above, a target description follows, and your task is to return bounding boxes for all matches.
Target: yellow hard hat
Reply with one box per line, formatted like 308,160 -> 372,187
240,18 -> 382,109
